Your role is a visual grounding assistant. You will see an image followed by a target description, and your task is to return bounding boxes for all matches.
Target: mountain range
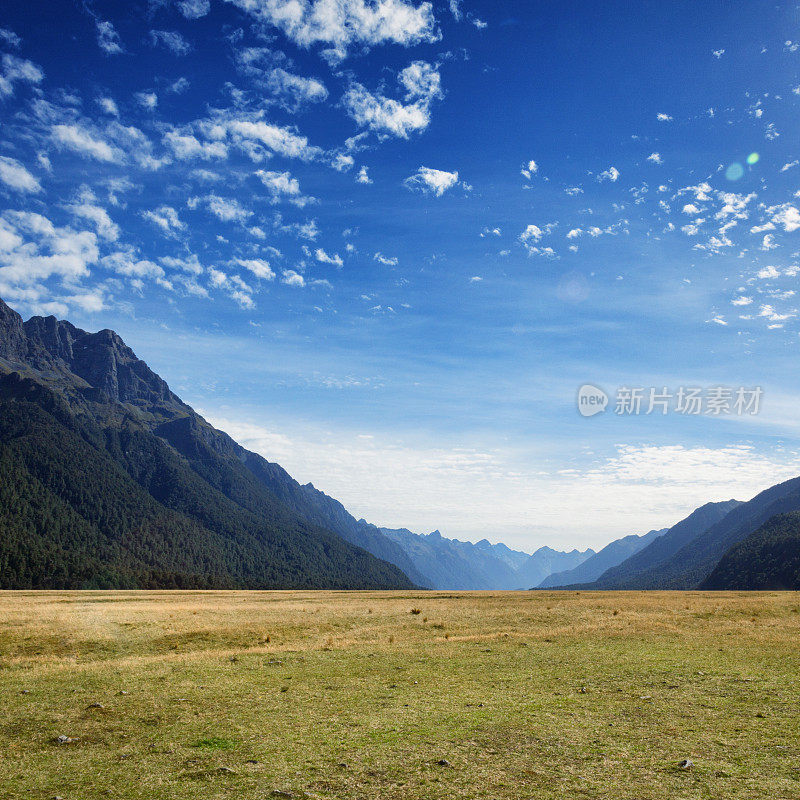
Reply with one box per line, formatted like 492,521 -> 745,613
1,296 -> 798,592
537,527 -> 668,588
381,528 -> 593,589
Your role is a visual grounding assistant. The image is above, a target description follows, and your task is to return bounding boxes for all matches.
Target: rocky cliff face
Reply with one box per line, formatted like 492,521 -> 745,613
22,315 -> 181,408
0,298 -> 29,363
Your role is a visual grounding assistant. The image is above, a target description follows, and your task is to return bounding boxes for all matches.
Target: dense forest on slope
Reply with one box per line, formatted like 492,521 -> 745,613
701,512 -> 800,590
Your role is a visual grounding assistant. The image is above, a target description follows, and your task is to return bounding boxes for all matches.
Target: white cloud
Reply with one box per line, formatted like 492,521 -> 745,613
150,30 -> 191,55
66,190 -> 119,241
399,59 -> 441,98
0,156 -> 42,193
344,83 -> 429,137
343,60 -> 442,138
356,165 -> 372,184
520,224 -> 543,243
281,269 -> 306,287
0,210 -> 99,286
96,97 -> 119,116
0,53 -> 43,98
521,159 -> 538,179
759,303 -> 793,322
161,254 -> 204,275
101,249 -> 165,280
732,296 -> 752,306
266,67 -> 328,109
647,152 -> 662,164
169,76 -> 190,94
51,125 -> 117,162
201,194 -> 252,223
224,0 -> 439,62
164,131 -> 228,160
374,252 -> 398,266
770,204 -> 800,232
0,28 -> 21,48
712,48 -> 725,58
331,153 -> 354,171
135,91 -> 158,111
220,117 -> 322,161
403,165 -> 459,196
255,169 -> 316,207
656,112 -> 673,121
208,268 -> 256,307
96,20 -> 123,55
716,192 -> 756,221
142,205 -> 185,235
234,48 -> 329,112
315,248 -> 343,266
598,166 -> 620,182
519,224 -> 558,257
236,258 -> 276,280
177,0 -> 210,18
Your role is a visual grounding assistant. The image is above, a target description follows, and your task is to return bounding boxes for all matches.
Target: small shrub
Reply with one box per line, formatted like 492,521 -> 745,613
410,608 -> 422,615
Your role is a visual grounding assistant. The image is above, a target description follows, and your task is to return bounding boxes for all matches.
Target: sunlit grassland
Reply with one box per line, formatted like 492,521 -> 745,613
0,590 -> 798,799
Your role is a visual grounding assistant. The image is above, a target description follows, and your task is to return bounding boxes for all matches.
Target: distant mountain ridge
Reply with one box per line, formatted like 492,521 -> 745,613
562,500 -> 743,590
537,527 -> 668,588
381,527 -> 593,589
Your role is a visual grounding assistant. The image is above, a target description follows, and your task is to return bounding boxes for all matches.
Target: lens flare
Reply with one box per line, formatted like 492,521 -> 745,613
747,152 -> 760,165
725,162 -> 744,180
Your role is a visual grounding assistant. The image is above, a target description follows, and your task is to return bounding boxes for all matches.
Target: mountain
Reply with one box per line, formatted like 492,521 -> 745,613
635,479 -> 800,588
381,528 -> 593,589
701,511 -> 800,590
381,528 -> 520,589
537,528 -> 667,588
570,500 -> 742,589
0,297 -> 415,589
514,546 -> 595,589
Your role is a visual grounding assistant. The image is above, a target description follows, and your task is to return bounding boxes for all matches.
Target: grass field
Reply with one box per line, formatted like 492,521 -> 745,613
0,590 -> 798,800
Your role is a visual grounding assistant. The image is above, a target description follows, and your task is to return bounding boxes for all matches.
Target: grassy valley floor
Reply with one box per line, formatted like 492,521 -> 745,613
0,590 -> 798,799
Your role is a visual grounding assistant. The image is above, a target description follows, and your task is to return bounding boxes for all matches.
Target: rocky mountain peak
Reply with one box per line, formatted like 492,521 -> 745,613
0,296 -> 28,363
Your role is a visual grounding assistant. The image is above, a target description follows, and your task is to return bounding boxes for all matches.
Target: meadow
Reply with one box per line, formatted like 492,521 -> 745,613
0,590 -> 798,800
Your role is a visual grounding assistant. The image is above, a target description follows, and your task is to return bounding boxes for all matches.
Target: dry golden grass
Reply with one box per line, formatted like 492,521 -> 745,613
0,590 -> 798,799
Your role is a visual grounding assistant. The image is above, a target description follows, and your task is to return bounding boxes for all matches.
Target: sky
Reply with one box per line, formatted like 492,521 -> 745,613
3,1 -> 800,552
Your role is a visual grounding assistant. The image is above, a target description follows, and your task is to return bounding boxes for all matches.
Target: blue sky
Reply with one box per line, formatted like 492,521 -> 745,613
3,0 -> 800,551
